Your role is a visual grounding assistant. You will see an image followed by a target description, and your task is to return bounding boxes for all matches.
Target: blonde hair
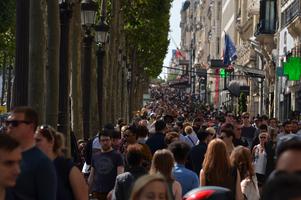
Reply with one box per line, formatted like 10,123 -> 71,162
36,126 -> 65,156
184,126 -> 193,135
130,174 -> 170,200
206,127 -> 216,135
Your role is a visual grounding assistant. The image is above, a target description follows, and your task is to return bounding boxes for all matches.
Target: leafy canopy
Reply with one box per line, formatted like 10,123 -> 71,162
122,0 -> 172,78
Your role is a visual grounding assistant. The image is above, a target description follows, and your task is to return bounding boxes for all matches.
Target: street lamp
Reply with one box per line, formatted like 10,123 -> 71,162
81,0 -> 98,29
95,18 -> 109,46
95,16 -> 109,127
81,0 -> 97,140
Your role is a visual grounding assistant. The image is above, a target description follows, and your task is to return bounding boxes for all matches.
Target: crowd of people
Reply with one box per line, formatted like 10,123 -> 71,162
0,85 -> 301,200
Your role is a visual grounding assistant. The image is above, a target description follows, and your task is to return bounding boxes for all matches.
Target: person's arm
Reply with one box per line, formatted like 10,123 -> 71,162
36,158 -> 57,200
235,169 -> 244,200
173,181 -> 182,200
87,167 -> 95,191
111,176 -> 124,200
69,166 -> 89,200
200,169 -> 206,186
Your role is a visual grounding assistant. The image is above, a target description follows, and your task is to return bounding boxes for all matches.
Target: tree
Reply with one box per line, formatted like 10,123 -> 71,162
122,0 -> 171,117
28,0 -> 47,122
70,1 -> 83,140
46,0 -> 60,128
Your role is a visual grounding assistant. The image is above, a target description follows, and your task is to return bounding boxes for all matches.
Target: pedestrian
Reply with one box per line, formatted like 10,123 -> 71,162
230,146 -> 260,200
88,128 -> 124,200
146,120 -> 167,154
168,141 -> 199,195
149,149 -> 182,200
186,130 -> 209,176
252,132 -> 268,189
200,139 -> 243,200
5,106 -> 57,200
241,112 -> 256,149
122,125 -> 152,171
35,125 -> 88,200
130,174 -> 171,200
112,144 -> 147,200
262,173 -> 301,200
0,134 -> 21,200
219,128 -> 235,156
184,126 -> 198,147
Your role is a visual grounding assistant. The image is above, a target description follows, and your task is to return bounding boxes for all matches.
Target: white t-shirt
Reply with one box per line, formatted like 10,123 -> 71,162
241,176 -> 260,200
253,144 -> 267,175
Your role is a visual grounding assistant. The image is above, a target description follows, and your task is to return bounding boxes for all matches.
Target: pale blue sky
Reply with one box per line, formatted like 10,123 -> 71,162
161,0 -> 183,79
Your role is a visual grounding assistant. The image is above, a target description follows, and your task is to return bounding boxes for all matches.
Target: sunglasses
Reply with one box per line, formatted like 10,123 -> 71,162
243,116 -> 249,119
38,125 -> 56,141
260,136 -> 267,139
5,120 -> 32,127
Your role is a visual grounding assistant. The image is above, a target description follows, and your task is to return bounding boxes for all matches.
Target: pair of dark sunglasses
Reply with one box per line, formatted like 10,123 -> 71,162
38,125 -> 56,141
5,120 -> 32,127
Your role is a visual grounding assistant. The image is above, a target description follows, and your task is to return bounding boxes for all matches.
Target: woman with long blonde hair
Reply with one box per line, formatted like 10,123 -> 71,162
149,149 -> 182,200
200,139 -> 243,200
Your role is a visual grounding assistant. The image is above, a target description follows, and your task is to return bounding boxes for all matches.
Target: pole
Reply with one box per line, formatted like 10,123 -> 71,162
96,47 -> 105,128
260,78 -> 264,115
58,2 -> 72,135
82,31 -> 93,140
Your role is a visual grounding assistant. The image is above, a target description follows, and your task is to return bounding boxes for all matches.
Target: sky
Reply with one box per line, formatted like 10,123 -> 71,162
161,0 -> 183,79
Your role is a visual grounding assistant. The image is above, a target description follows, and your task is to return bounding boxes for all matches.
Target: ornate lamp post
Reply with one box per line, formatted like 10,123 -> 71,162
95,13 -> 109,127
58,0 -> 72,134
81,0 -> 98,140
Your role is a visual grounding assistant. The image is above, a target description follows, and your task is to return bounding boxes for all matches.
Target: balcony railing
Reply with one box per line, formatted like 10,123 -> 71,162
281,0 -> 301,28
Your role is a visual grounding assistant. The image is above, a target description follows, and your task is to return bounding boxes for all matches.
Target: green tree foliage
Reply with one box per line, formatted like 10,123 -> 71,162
122,0 -> 172,78
0,30 -> 15,57
0,0 -> 15,63
0,0 -> 15,33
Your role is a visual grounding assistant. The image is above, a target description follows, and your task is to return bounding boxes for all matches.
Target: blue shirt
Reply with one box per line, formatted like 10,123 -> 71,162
172,163 -> 199,195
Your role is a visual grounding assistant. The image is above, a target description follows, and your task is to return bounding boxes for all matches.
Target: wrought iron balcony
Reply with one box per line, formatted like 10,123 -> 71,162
281,0 -> 301,28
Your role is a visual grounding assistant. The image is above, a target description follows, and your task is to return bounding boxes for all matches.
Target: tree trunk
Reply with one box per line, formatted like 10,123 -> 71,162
1,53 -> 7,105
28,0 -> 46,122
96,48 -> 105,128
90,45 -> 99,135
12,0 -> 29,107
46,0 -> 60,128
70,1 -> 83,140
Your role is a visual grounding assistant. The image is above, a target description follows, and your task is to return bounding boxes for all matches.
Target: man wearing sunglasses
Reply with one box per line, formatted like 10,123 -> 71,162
5,106 -> 57,200
241,112 -> 256,149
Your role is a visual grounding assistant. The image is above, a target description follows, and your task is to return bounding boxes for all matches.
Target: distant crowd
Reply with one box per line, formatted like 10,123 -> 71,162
0,85 -> 301,200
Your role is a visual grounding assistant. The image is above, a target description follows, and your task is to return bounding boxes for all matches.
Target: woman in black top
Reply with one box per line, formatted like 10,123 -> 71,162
200,139 -> 243,200
35,125 -> 88,200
